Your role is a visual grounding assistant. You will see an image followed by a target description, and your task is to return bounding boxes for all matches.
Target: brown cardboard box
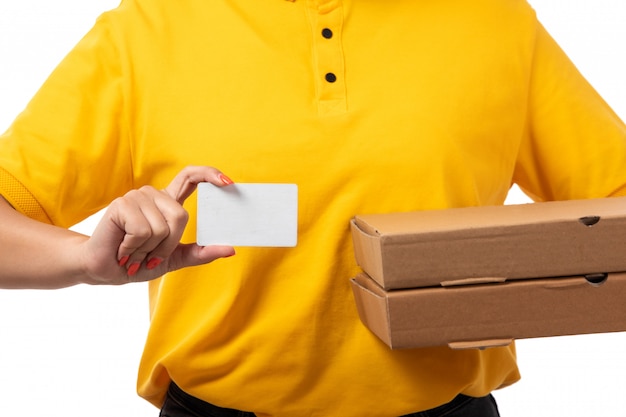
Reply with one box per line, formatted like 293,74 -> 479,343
350,272 -> 626,349
351,197 -> 626,290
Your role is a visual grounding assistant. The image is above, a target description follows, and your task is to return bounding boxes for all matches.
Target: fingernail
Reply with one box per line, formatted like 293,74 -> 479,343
219,173 -> 234,185
224,250 -> 236,258
127,262 -> 141,277
146,257 -> 163,270
118,255 -> 130,267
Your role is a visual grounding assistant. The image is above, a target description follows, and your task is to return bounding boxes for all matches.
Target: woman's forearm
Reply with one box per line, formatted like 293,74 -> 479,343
0,196 -> 87,289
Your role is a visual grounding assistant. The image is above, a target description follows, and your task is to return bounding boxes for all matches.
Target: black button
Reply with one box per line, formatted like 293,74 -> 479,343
325,72 -> 337,83
322,28 -> 333,39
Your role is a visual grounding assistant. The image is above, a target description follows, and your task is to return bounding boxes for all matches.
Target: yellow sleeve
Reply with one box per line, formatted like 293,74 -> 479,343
0,11 -> 133,227
0,167 -> 50,223
514,21 -> 626,201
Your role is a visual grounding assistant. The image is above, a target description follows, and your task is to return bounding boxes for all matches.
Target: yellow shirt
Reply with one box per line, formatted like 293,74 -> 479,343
2,0 -> 626,415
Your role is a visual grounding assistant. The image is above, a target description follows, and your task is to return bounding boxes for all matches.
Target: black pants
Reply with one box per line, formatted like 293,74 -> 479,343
159,382 -> 501,417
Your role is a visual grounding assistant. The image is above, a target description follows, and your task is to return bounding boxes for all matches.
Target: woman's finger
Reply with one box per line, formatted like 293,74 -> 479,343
116,186 -> 189,276
165,165 -> 234,204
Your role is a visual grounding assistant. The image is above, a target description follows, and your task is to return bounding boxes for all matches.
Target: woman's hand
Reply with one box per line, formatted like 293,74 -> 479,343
81,166 -> 236,284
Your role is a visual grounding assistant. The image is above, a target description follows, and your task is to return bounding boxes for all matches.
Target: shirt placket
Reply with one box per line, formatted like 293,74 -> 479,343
306,0 -> 347,116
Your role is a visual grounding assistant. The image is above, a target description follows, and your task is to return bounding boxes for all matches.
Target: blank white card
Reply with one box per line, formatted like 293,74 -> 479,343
197,183 -> 298,247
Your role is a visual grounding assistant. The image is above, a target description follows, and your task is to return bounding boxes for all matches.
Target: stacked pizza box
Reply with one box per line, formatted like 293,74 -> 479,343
350,197 -> 626,349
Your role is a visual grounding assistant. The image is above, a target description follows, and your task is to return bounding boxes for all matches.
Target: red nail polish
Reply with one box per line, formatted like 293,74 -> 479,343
146,257 -> 163,270
219,173 -> 234,185
118,255 -> 130,267
127,262 -> 141,277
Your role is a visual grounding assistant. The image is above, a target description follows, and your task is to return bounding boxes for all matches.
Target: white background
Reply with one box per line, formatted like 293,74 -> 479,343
1,1 -> 625,416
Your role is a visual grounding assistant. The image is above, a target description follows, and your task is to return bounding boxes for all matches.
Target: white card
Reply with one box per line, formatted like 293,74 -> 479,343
197,183 -> 298,247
